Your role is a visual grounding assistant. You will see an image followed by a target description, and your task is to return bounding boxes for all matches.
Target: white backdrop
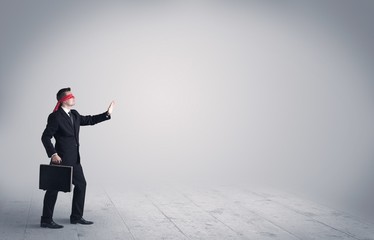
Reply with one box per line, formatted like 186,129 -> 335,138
1,1 -> 374,214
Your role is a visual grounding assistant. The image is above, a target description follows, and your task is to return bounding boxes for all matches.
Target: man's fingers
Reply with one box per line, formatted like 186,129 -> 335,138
107,101 -> 115,114
51,154 -> 62,164
109,101 -> 115,109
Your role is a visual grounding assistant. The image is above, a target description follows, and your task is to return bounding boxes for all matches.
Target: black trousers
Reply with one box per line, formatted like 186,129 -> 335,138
41,163 -> 87,222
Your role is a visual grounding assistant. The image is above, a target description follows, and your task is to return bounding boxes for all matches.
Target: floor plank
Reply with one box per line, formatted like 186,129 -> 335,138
75,186 -> 135,240
214,187 -> 358,240
105,187 -> 189,240
147,188 -> 261,239
1,186 -> 373,240
249,188 -> 374,240
180,187 -> 300,240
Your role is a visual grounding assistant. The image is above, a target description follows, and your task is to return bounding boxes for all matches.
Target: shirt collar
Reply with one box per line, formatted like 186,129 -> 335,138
61,106 -> 71,115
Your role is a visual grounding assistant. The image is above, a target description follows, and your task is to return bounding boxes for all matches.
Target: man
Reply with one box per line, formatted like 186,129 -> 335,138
41,87 -> 114,229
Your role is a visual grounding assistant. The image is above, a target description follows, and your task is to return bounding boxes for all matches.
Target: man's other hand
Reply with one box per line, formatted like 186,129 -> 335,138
51,154 -> 62,164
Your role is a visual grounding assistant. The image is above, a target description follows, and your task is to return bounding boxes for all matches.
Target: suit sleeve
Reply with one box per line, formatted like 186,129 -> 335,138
41,113 -> 58,158
79,111 -> 111,126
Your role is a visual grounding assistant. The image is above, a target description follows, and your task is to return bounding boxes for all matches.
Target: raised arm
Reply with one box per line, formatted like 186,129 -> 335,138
79,101 -> 115,126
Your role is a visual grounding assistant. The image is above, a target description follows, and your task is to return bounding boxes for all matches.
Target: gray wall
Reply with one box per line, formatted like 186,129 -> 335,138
1,1 -> 374,213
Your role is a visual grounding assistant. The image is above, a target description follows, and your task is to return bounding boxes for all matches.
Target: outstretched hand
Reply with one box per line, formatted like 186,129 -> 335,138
107,101 -> 115,115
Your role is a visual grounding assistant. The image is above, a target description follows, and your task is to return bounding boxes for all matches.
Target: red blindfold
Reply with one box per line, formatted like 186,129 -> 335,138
53,94 -> 75,112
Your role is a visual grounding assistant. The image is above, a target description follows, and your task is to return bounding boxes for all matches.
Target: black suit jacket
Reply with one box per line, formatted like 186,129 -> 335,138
41,107 -> 110,165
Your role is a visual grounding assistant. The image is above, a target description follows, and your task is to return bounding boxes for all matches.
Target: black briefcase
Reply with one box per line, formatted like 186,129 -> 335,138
39,164 -> 73,192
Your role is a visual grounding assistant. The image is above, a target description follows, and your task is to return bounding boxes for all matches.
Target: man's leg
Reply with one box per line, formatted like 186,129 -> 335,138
70,163 -> 87,221
41,190 -> 63,228
41,190 -> 58,222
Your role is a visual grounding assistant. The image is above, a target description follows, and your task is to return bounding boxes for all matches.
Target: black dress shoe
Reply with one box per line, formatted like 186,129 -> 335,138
41,220 -> 64,229
70,217 -> 94,225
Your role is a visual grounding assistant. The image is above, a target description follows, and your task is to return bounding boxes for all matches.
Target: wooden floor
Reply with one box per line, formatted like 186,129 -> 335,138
1,185 -> 374,240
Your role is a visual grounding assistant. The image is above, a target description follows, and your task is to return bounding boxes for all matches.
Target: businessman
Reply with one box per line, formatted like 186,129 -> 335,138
41,87 -> 114,229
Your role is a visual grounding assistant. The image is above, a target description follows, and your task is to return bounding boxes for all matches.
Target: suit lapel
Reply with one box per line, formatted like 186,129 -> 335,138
57,108 -> 79,146
70,110 -> 80,138
59,108 -> 74,130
